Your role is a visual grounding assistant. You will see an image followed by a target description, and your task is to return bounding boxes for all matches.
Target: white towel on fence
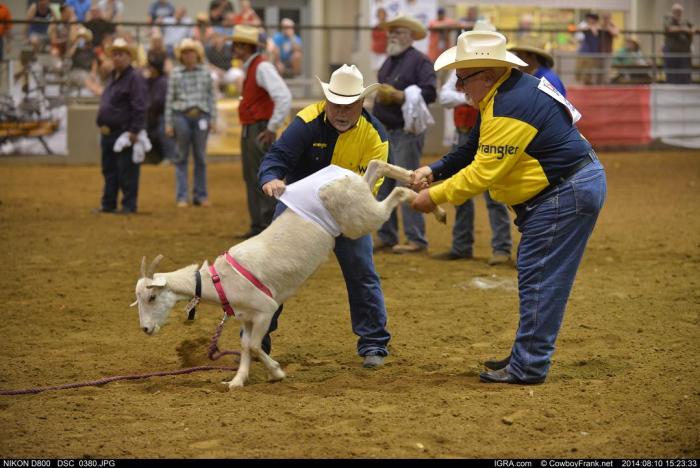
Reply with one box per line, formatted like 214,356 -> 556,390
113,130 -> 152,164
401,84 -> 435,135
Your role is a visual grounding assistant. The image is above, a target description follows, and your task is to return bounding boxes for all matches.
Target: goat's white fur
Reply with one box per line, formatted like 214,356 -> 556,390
131,160 -> 430,389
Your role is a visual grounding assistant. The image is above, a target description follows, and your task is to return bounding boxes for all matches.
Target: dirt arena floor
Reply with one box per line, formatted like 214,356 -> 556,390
0,150 -> 698,459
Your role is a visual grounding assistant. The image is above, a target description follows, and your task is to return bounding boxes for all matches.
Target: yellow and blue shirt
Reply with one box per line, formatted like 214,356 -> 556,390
429,68 -> 592,207
259,100 -> 389,194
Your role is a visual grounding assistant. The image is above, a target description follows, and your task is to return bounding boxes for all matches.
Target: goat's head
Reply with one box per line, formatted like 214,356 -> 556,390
131,255 -> 178,335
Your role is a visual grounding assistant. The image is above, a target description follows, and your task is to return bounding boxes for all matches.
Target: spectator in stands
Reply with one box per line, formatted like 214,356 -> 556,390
272,18 -> 303,78
145,51 -> 175,164
231,24 -> 291,239
86,6 -> 116,48
26,0 -> 55,53
427,7 -> 459,63
509,35 -> 567,96
373,15 -> 437,254
66,0 -> 91,22
612,36 -> 652,84
147,29 -> 170,72
209,0 -> 232,27
94,38 -> 147,215
205,32 -> 233,93
66,26 -> 98,96
161,7 -> 193,58
663,3 -> 695,84
96,0 -> 123,23
149,0 -> 175,25
233,0 -> 261,26
435,20 -> 512,266
192,12 -> 215,45
598,12 -> 619,84
574,12 -> 600,85
49,4 -> 76,64
165,38 -> 216,208
0,2 -> 11,62
370,7 -> 388,72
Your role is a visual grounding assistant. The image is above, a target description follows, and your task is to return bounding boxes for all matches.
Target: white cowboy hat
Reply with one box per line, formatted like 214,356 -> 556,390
231,24 -> 260,46
316,64 -> 380,105
381,14 -> 427,40
434,29 -> 527,72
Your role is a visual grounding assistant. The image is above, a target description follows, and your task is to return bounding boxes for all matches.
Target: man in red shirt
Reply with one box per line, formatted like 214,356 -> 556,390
231,24 -> 292,238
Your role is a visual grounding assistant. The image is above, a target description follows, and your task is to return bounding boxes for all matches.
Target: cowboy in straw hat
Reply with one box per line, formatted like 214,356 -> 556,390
381,14 -> 427,40
74,25 -> 93,43
230,22 -> 292,239
175,37 -> 205,63
508,35 -> 567,96
106,37 -> 138,61
409,25 -> 606,386
257,63 -> 392,368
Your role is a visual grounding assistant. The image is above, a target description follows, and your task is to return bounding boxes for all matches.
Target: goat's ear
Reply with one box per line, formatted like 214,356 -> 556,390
146,276 -> 167,289
129,300 -> 138,307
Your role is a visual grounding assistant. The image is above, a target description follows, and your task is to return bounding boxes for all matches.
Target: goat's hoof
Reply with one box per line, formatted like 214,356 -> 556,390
222,379 -> 245,389
268,369 -> 286,382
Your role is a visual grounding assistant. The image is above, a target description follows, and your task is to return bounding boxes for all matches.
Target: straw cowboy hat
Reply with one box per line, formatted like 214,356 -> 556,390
106,37 -> 138,61
75,26 -> 93,42
508,35 -> 554,68
195,11 -> 209,23
381,14 -> 427,40
175,38 -> 205,63
316,64 -> 380,105
231,24 -> 259,46
434,29 -> 527,71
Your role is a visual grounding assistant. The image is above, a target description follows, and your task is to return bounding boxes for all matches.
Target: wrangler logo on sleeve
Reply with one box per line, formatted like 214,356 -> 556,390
478,143 -> 519,160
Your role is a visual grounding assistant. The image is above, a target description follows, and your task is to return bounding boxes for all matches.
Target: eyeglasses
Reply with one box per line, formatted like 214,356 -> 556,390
455,69 -> 486,88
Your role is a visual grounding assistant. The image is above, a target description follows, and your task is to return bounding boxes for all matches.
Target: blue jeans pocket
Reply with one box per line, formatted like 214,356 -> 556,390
572,170 -> 606,216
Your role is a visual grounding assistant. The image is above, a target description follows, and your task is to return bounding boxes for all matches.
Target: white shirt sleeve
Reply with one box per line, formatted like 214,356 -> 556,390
255,61 -> 293,132
438,70 -> 469,109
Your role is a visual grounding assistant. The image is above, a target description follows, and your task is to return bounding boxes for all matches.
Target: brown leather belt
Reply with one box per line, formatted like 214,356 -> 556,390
99,125 -> 111,136
184,108 -> 202,118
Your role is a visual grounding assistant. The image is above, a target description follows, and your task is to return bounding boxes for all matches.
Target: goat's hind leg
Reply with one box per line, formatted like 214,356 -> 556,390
248,314 -> 286,382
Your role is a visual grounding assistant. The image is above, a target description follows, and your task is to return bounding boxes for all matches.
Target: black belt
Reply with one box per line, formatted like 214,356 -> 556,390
512,151 -> 596,217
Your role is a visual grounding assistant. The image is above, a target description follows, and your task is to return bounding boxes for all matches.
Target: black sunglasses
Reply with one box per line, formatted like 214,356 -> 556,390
455,69 -> 486,87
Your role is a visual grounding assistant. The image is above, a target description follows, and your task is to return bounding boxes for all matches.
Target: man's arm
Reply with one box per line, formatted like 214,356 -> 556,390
258,115 -> 311,188
256,61 -> 292,133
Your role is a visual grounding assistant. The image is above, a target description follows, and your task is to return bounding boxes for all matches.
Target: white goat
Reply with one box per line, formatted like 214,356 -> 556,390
131,160 -> 444,389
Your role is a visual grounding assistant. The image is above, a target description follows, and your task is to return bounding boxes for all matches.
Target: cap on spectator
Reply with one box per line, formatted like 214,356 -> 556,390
671,3 -> 683,12
434,29 -> 527,71
508,35 -> 554,68
175,38 -> 205,63
196,11 -> 209,23
231,24 -> 260,46
106,38 -> 137,61
381,15 -> 427,40
281,18 -> 295,28
316,64 -> 380,105
75,26 -> 93,42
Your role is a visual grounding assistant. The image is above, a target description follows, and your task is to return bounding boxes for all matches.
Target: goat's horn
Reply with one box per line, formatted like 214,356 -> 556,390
146,254 -> 164,279
140,256 -> 147,278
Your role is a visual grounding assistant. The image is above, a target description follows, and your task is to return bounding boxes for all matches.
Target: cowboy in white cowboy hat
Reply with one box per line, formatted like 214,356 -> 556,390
508,35 -> 567,96
410,27 -> 607,386
165,36 -> 216,208
230,23 -> 292,239
257,63 -> 392,369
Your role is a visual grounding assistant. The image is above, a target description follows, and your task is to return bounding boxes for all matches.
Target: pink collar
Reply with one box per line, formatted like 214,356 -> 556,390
208,253 -> 272,317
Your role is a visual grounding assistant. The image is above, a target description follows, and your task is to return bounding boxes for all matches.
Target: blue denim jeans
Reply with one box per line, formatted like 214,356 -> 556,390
377,129 -> 427,247
508,157 -> 606,382
100,133 -> 140,212
260,202 -> 391,357
173,112 -> 209,203
451,129 -> 512,257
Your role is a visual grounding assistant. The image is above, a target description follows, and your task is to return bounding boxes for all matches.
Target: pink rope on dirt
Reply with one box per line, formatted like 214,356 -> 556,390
0,318 -> 240,396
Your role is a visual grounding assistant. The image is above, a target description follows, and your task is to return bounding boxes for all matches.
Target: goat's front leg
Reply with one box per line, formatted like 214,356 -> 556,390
224,322 -> 253,389
248,315 -> 285,382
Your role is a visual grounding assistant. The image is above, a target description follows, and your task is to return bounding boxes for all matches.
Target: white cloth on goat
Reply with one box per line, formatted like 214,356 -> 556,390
113,130 -> 152,164
279,164 -> 355,237
401,84 -> 435,135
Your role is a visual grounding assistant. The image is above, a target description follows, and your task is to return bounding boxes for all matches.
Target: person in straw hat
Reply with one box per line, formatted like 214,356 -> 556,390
508,34 -> 566,96
94,37 -> 147,214
230,24 -> 291,239
409,27 -> 607,385
258,64 -> 391,368
434,20 -> 512,266
373,14 -> 437,254
165,37 -> 216,208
